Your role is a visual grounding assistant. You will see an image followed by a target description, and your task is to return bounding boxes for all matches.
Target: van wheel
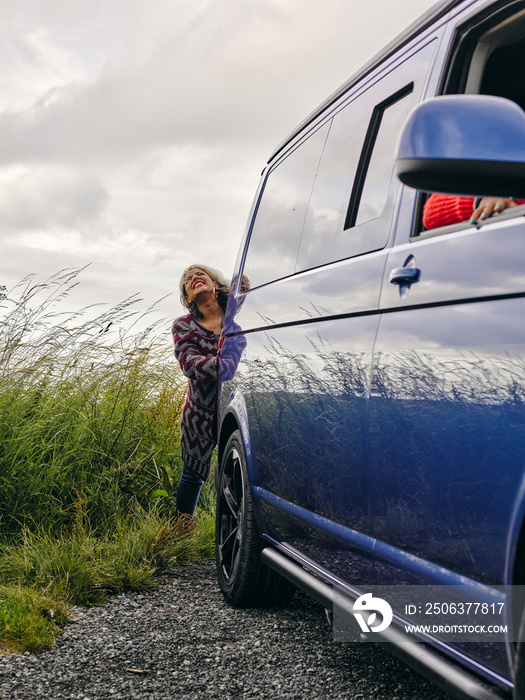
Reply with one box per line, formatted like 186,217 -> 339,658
515,609 -> 525,698
215,430 -> 295,606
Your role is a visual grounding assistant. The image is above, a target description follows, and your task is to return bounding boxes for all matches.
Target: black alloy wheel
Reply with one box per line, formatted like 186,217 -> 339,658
216,439 -> 244,588
215,430 -> 294,606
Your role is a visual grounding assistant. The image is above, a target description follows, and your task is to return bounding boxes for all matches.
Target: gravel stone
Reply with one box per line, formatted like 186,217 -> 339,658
0,561 -> 451,699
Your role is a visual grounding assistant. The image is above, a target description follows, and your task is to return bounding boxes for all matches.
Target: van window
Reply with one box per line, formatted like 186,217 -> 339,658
241,122 -> 330,289
296,41 -> 436,272
419,4 -> 525,234
352,86 -> 413,227
352,83 -> 414,228
466,9 -> 525,111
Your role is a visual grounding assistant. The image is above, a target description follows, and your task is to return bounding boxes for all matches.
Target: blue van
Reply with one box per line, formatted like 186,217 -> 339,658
215,1 -> 525,697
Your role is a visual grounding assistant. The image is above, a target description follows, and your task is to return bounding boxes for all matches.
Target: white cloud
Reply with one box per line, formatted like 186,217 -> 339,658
0,165 -> 108,231
0,0 -> 438,324
0,0 -> 438,164
0,1 -> 128,112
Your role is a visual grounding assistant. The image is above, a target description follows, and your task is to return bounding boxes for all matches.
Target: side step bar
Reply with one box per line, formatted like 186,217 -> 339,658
261,546 -> 509,700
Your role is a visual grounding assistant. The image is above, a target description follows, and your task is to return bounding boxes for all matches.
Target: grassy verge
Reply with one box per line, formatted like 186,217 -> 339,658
0,269 -> 216,653
0,506 -> 214,653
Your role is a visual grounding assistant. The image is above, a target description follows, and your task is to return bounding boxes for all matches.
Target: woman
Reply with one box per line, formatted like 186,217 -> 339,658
172,264 -> 230,517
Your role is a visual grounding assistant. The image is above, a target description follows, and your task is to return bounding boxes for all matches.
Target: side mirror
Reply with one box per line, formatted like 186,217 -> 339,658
395,95 -> 525,198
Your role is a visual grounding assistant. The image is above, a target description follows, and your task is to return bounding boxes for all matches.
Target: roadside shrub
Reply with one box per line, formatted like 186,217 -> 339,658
0,268 -> 187,538
0,269 -> 216,653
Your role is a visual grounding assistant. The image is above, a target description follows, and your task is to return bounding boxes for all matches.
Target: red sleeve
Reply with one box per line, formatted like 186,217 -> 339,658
422,194 -> 475,229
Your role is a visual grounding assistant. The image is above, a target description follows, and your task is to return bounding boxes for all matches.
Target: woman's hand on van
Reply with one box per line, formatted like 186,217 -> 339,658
470,197 -> 517,224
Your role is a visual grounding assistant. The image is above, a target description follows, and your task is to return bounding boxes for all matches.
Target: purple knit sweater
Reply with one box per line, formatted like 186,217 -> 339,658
172,314 -> 219,480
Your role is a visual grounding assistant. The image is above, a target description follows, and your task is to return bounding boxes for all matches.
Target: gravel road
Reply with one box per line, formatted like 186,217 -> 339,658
0,561 -> 451,699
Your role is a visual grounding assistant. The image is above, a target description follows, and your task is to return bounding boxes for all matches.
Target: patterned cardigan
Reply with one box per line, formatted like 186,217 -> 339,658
172,313 -> 220,480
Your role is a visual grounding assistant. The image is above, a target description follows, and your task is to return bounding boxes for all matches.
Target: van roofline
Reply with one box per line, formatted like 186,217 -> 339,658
268,0 -> 465,164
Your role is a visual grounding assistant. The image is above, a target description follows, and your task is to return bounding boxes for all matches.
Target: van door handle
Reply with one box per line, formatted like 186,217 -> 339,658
389,267 -> 420,285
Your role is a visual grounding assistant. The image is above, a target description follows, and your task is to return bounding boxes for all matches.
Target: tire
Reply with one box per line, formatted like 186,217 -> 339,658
215,429 -> 295,606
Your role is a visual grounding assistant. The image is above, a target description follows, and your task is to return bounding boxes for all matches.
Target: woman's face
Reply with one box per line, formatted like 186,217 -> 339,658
184,268 -> 217,303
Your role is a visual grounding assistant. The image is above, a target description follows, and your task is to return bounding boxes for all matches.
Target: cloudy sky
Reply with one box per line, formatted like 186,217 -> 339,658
0,0 -> 437,329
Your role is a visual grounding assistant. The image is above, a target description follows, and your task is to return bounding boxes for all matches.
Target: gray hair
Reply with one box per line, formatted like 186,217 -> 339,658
179,264 -> 230,317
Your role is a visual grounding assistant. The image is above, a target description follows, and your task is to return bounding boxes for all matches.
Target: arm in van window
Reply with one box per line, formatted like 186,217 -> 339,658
471,196 -> 524,223
423,193 -> 525,230
422,194 -> 474,229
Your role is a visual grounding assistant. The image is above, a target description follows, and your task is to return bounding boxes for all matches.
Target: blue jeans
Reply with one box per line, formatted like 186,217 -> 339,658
176,464 -> 204,517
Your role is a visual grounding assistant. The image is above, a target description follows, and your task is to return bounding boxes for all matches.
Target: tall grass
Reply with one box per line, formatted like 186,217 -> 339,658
0,269 -> 215,652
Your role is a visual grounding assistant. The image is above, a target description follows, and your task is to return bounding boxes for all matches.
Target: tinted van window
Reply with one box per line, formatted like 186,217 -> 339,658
242,122 -> 330,289
353,86 -> 413,226
418,5 -> 525,234
296,40 -> 436,272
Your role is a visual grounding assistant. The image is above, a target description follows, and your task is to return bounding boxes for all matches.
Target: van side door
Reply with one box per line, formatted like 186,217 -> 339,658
369,1 -> 525,682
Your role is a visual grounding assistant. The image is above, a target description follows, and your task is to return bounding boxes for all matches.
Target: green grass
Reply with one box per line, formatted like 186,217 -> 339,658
0,269 -> 216,653
0,585 -> 69,654
0,506 -> 215,653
